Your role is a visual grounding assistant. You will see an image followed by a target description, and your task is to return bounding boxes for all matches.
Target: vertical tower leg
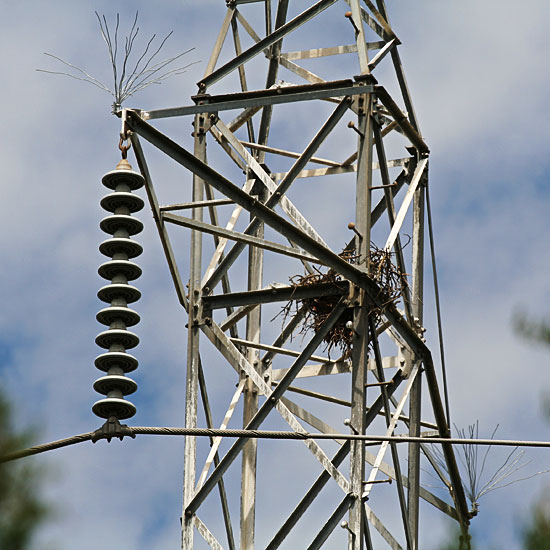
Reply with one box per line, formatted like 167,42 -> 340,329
240,175 -> 266,550
348,92 -> 373,550
182,114 -> 207,549
408,175 -> 426,549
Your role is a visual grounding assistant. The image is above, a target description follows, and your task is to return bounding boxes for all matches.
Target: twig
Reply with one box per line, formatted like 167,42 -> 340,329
279,244 -> 407,359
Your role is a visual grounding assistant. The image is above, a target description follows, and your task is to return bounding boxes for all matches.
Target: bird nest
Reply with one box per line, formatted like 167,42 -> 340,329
282,246 -> 406,359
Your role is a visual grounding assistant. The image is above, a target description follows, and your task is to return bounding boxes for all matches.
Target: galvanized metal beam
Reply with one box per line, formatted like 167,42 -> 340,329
264,371 -> 406,550
125,110 -> 470,526
348,87 -> 373,550
271,156 -> 408,181
369,316 -> 412,548
162,212 -> 323,265
185,300 -> 349,517
364,504 -> 403,550
240,172 -> 266,550
143,79 -> 372,120
200,320 -> 353,495
231,14 -> 255,143
214,116 -> 329,248
307,494 -> 356,550
408,171 -> 426,549
181,113 -> 207,549
239,140 -> 341,167
279,55 -> 325,85
256,0 -> 289,160
372,117 -> 413,322
203,8 -> 235,79
375,86 -> 429,155
194,515 -> 225,550
384,158 -> 428,252
198,362 -> 238,550
126,4 -> 474,543
281,43 -> 383,60
198,0 -> 338,90
130,135 -> 188,310
203,280 -> 349,310
202,98 -> 350,292
196,378 -> 245,491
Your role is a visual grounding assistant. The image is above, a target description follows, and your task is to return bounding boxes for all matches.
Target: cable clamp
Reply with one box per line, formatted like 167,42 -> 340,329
92,416 -> 136,443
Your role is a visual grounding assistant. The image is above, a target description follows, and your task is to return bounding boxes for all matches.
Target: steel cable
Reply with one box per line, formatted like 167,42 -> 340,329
425,182 -> 452,429
3,426 -> 550,464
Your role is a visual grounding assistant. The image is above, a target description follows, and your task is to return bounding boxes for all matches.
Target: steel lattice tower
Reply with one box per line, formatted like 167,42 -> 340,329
119,1 -> 472,548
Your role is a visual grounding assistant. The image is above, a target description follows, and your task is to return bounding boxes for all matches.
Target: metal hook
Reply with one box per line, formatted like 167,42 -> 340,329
120,108 -> 132,141
119,137 -> 132,159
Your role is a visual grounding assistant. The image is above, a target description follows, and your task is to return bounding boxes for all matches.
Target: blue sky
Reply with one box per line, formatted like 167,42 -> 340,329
1,1 -> 549,549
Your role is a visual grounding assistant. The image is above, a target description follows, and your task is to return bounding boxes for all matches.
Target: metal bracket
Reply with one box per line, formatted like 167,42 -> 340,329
92,416 -> 136,443
192,114 -> 214,137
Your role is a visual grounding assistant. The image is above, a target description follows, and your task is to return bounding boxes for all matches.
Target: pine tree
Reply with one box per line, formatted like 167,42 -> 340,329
522,496 -> 550,550
0,390 -> 50,549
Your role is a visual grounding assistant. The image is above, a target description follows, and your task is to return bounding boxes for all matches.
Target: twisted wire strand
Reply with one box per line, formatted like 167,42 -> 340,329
2,427 -> 550,464
1,432 -> 94,463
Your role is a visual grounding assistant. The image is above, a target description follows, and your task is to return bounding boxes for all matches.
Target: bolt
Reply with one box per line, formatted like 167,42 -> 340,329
347,120 -> 364,137
340,521 -> 353,534
348,222 -> 363,239
344,11 -> 360,34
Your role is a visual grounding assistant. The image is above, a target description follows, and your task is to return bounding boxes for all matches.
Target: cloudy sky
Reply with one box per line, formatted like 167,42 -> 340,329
1,1 -> 549,549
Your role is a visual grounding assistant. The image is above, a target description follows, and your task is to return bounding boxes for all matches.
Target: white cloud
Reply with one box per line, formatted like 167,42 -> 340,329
1,1 -> 549,549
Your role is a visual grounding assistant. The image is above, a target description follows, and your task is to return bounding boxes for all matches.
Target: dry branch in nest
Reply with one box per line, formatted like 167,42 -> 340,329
281,245 -> 407,360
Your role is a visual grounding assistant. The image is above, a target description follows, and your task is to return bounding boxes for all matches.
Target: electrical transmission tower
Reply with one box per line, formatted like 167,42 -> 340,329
117,1 -> 471,548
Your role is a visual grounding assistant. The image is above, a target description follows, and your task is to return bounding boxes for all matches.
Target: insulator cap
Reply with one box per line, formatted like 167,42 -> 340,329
98,260 -> 142,281
92,397 -> 136,420
97,283 -> 141,304
100,191 -> 145,213
100,214 -> 144,236
94,374 -> 138,396
95,351 -> 138,373
102,167 -> 144,191
95,329 -> 139,350
96,306 -> 140,327
99,238 -> 143,259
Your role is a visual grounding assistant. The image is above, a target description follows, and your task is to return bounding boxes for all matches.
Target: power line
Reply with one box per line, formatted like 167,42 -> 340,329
2,426 -> 550,464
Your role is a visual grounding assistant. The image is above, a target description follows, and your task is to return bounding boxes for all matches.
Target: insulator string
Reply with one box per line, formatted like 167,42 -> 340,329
93,157 -> 145,421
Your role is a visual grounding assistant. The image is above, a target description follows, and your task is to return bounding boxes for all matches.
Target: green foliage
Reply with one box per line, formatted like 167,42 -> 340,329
513,312 -> 550,347
0,390 -> 50,549
522,495 -> 550,550
438,525 -> 474,550
513,312 -> 550,419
